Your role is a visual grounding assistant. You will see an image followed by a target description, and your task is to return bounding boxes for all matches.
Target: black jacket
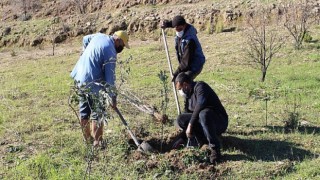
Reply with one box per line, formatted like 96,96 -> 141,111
185,81 -> 228,125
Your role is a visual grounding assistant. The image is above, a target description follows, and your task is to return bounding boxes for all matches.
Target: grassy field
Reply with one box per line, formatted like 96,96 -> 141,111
0,23 -> 320,179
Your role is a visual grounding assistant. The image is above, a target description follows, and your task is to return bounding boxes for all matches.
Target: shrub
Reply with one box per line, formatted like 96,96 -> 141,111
214,16 -> 224,33
303,31 -> 313,43
284,112 -> 300,131
10,50 -> 17,57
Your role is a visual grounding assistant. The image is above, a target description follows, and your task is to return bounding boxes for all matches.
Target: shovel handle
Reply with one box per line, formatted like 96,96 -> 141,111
161,28 -> 181,115
114,107 -> 141,147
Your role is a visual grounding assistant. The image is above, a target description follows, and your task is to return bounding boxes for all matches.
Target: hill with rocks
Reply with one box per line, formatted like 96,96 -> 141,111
1,0 -> 318,48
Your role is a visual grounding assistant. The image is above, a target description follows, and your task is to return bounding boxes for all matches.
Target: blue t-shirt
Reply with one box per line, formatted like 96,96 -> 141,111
70,33 -> 117,94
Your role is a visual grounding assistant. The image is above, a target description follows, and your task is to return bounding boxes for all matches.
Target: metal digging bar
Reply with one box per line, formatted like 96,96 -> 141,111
114,107 -> 154,152
161,28 -> 181,115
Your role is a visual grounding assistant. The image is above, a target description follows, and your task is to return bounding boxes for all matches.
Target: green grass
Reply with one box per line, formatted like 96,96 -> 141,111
0,22 -> 320,179
1,18 -> 52,47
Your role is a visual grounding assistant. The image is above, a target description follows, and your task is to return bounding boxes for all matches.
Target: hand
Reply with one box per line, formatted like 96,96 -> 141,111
171,73 -> 177,82
160,20 -> 171,29
160,20 -> 166,29
186,123 -> 193,138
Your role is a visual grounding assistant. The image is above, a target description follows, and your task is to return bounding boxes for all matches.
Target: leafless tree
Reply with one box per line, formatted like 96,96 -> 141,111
245,8 -> 285,82
73,0 -> 90,14
14,0 -> 41,19
283,0 -> 316,49
50,17 -> 62,56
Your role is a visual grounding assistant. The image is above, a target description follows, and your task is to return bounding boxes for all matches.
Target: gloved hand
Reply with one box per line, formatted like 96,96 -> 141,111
160,20 -> 172,29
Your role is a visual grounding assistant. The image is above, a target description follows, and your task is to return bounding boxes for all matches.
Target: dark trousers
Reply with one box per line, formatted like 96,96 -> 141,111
185,67 -> 203,80
175,108 -> 228,149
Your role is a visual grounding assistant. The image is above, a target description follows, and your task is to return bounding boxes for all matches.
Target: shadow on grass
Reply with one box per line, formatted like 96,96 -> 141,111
227,125 -> 320,136
221,135 -> 317,162
267,125 -> 320,134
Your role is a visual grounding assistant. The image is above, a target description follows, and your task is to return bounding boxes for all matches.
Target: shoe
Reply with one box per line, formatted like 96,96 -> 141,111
93,140 -> 107,150
172,138 -> 186,149
209,144 -> 221,164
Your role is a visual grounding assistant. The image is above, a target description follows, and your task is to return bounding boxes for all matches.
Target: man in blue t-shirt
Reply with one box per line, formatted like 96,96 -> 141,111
70,31 -> 130,148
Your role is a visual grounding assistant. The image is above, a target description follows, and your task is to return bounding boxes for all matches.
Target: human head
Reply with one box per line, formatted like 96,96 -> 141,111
113,30 -> 130,53
175,72 -> 193,98
172,15 -> 187,32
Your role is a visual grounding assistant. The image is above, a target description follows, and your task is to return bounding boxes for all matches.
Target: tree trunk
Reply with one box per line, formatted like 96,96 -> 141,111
261,70 -> 266,82
52,41 -> 55,56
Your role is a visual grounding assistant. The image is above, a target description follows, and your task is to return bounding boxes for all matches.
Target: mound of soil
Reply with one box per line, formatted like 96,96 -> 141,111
126,131 -> 219,176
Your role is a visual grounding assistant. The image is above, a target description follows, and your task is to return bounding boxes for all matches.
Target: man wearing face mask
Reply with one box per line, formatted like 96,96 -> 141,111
174,72 -> 228,163
70,31 -> 129,148
161,15 -> 205,82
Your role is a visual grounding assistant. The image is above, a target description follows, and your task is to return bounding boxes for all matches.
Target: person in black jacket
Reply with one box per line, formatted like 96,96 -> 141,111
174,72 -> 228,163
161,15 -> 205,81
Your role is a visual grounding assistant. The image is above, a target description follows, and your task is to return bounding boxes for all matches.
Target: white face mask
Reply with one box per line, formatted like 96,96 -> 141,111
178,89 -> 187,98
176,31 -> 184,38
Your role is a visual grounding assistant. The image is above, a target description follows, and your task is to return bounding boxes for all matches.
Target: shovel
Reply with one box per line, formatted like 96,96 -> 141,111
114,107 -> 154,152
161,28 -> 181,115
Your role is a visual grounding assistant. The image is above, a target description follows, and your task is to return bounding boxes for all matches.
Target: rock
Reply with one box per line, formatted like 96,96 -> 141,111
52,16 -> 61,24
144,16 -> 156,21
99,27 -> 107,33
3,27 -> 11,36
105,14 -> 112,20
107,21 -> 127,34
0,141 -> 6,145
53,33 -> 67,43
31,36 -> 43,46
71,27 -> 84,37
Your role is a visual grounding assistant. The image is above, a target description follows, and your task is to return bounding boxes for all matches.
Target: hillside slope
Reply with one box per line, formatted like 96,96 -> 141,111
2,0 -> 318,48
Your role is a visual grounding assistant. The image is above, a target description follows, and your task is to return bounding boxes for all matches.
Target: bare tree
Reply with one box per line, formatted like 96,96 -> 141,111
283,0 -> 315,49
50,17 -> 62,56
21,0 -> 28,17
245,8 -> 285,82
14,0 -> 41,20
73,0 -> 90,14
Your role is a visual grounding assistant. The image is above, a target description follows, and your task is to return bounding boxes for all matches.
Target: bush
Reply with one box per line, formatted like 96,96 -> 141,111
214,16 -> 224,33
284,112 -> 300,131
10,50 -> 17,57
303,32 -> 313,43
206,21 -> 213,35
21,14 -> 32,21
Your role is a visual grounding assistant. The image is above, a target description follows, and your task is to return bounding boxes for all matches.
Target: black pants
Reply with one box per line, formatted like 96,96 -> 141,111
185,67 -> 202,80
175,108 -> 228,149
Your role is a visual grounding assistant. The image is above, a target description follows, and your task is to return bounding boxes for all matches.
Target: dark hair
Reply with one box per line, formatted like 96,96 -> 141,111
175,72 -> 192,84
172,15 -> 186,27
